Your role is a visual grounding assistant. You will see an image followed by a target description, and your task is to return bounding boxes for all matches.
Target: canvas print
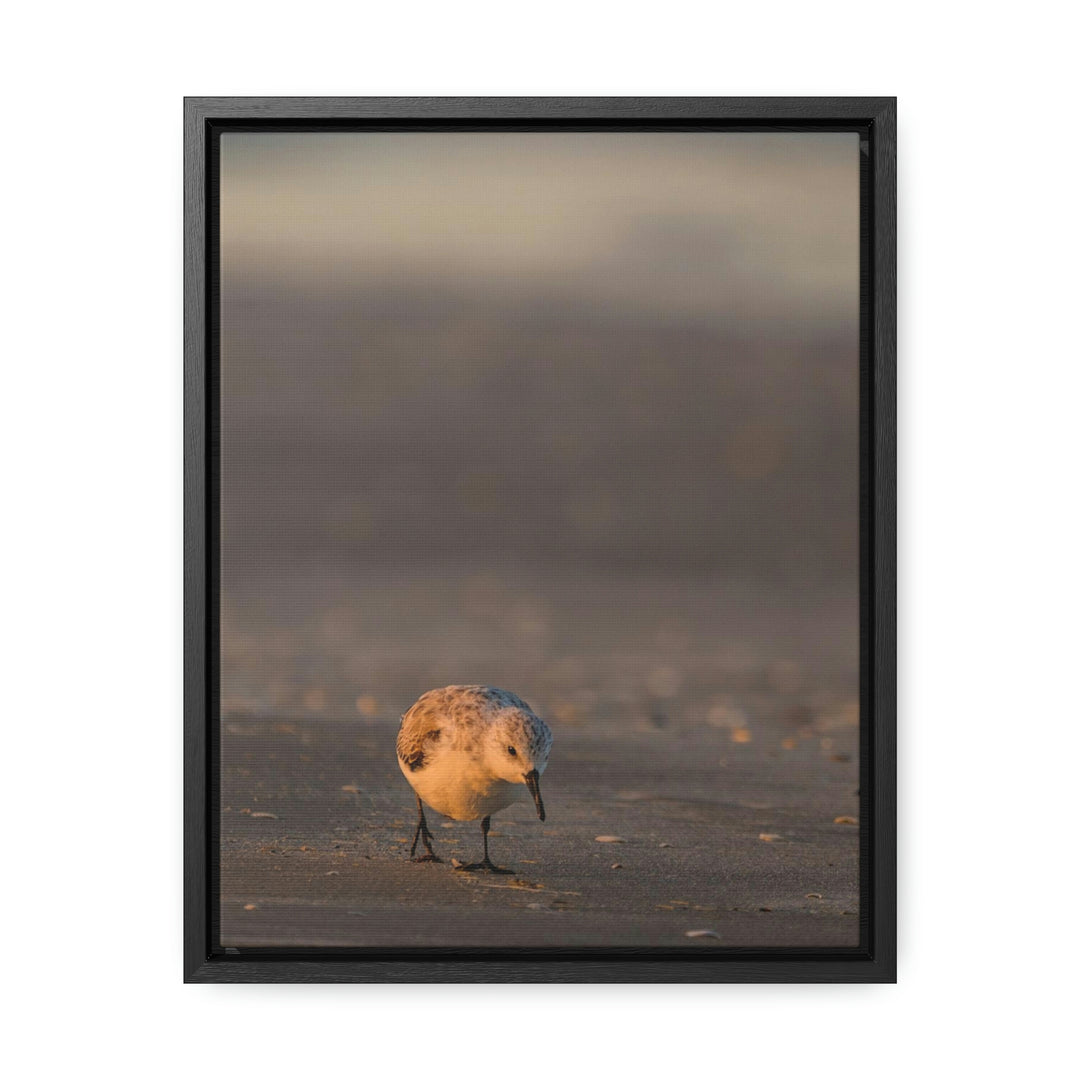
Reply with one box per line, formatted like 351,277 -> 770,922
218,131 -> 861,948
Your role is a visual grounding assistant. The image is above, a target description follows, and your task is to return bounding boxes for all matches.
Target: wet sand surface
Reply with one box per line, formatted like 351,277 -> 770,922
220,715 -> 860,949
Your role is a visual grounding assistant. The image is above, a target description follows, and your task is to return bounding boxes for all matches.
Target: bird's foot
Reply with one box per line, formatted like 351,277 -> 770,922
411,853 -> 442,863
453,857 -> 514,874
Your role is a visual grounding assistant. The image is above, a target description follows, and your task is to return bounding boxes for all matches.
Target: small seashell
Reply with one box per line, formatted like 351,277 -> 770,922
450,858 -> 464,868
685,929 -> 721,939
833,816 -> 858,825
243,903 -> 257,911
806,892 -> 823,899
250,811 -> 277,819
658,842 -> 672,848
758,833 -> 782,842
611,863 -> 623,869
594,835 -> 626,843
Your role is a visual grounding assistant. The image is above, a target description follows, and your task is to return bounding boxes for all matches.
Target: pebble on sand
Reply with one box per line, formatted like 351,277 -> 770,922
355,695 -> 379,718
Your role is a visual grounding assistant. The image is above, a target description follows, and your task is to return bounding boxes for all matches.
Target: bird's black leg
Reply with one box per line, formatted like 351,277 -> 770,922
410,794 -> 441,862
454,815 -> 513,874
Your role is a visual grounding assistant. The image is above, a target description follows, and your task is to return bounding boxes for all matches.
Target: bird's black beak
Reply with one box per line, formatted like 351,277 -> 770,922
524,769 -> 545,821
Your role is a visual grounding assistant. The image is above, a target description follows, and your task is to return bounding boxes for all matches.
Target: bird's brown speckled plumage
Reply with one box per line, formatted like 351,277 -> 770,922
396,685 -> 549,772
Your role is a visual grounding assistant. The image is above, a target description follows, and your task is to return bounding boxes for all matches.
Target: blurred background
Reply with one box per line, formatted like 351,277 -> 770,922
219,132 -> 860,737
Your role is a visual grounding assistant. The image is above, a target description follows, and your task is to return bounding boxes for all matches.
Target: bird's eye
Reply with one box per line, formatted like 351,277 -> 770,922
507,746 -> 517,756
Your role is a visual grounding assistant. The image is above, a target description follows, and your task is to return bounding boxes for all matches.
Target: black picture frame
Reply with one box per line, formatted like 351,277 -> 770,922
184,96 -> 896,983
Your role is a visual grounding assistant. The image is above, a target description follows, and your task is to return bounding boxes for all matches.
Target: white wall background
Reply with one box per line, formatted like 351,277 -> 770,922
3,2 -> 1076,1076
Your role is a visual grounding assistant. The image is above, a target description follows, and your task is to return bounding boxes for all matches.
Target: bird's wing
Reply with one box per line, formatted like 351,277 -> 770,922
396,705 -> 443,772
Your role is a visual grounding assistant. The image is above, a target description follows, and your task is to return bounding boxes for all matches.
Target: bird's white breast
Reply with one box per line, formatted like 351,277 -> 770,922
399,745 -> 524,821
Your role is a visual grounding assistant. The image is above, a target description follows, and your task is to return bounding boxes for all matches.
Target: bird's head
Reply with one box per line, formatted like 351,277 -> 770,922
484,710 -> 553,820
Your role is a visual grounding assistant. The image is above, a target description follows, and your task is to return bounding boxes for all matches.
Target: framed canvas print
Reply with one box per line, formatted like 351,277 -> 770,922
184,96 -> 896,982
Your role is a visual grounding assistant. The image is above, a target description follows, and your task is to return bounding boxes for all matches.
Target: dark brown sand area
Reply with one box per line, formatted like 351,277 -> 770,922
219,570 -> 860,950
220,706 -> 859,949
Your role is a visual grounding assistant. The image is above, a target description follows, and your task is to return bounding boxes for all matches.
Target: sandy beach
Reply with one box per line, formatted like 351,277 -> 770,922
220,710 -> 860,950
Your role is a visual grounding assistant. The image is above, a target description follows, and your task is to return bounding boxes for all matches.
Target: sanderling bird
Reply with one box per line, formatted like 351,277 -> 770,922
396,685 -> 553,873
